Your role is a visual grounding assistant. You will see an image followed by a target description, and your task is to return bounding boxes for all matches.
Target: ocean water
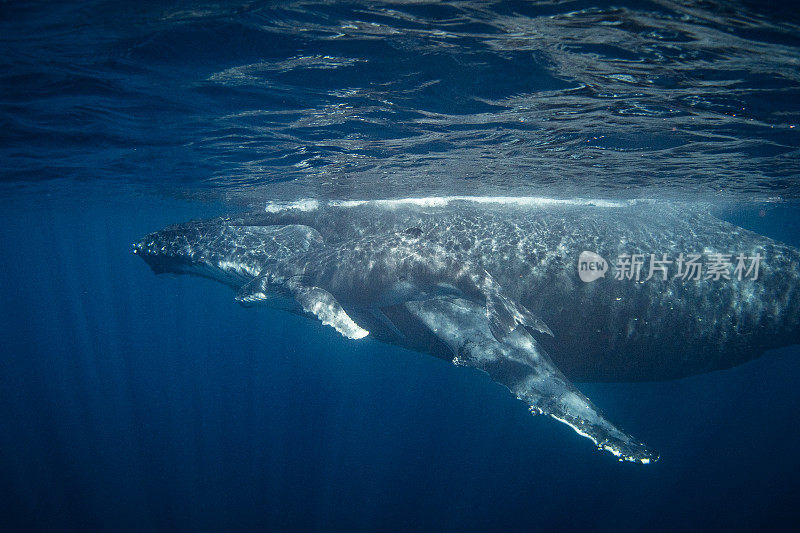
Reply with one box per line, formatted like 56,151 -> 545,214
1,1 -> 800,531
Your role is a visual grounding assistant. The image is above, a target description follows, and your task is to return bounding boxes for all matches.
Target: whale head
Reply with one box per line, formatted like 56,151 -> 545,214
133,219 -> 324,287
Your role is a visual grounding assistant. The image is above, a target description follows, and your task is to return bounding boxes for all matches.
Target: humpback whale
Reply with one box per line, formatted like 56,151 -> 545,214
133,198 -> 800,463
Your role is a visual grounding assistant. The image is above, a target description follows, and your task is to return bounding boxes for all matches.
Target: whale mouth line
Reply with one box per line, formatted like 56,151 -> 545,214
264,196 -> 648,213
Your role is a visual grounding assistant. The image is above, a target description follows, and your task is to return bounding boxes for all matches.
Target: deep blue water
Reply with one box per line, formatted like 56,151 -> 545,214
2,0 -> 800,531
6,192 -> 800,531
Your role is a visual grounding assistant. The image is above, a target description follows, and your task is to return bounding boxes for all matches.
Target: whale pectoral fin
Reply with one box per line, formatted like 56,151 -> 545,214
486,292 -> 553,341
293,286 -> 369,340
236,277 -> 369,340
406,298 -> 658,464
500,340 -> 658,464
516,368 -> 659,464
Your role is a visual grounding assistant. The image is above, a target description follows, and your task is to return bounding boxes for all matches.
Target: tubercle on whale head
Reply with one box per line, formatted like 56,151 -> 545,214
132,239 -> 167,274
131,234 -> 194,275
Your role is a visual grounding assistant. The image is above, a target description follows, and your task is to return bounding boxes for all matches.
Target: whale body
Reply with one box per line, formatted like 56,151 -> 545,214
133,198 -> 800,463
235,230 -> 552,341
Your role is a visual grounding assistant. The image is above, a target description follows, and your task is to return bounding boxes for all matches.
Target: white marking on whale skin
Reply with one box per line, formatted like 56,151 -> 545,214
265,199 -> 320,213
217,260 -> 260,278
264,196 -> 643,213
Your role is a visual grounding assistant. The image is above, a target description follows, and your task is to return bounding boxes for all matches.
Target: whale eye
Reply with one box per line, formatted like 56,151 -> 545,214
398,275 -> 407,281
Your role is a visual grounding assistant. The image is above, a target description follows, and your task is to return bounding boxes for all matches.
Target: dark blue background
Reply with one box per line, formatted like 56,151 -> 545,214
1,191 -> 798,531
2,0 -> 800,529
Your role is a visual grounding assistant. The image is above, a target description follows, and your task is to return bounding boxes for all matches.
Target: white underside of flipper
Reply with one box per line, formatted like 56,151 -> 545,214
236,275 -> 369,340
295,286 -> 369,340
